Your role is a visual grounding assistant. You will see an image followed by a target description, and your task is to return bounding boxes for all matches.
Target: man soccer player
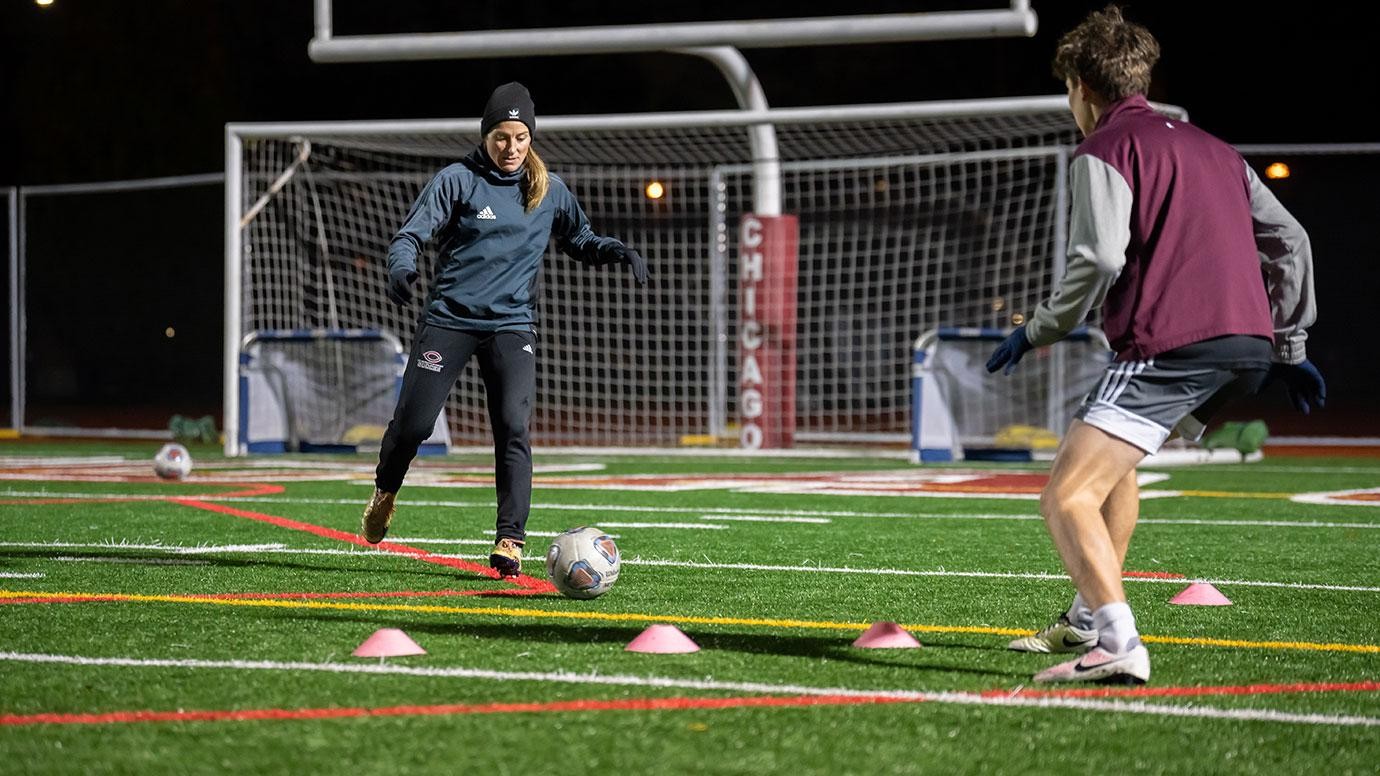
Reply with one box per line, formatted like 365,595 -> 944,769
986,5 -> 1324,684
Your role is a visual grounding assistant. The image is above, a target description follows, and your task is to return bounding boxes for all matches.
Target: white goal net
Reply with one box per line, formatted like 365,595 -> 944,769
226,99 -> 1178,452
912,327 -> 1112,461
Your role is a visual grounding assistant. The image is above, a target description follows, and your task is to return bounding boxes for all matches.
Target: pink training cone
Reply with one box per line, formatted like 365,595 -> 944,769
852,621 -> 922,649
1170,582 -> 1233,606
625,624 -> 700,654
352,628 -> 427,658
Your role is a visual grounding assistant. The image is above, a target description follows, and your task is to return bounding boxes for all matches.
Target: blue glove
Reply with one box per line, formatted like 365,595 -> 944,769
986,326 -> 1034,375
609,242 -> 648,286
1269,360 -> 1326,414
387,265 -> 418,306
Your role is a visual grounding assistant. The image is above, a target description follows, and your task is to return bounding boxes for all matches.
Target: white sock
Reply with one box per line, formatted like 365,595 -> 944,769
1065,592 -> 1094,630
1092,602 -> 1140,654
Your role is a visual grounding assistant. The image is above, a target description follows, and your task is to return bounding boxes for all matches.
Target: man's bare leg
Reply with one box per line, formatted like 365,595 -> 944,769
1030,420 -> 1153,682
1010,424 -> 1144,654
1041,420 -> 1146,609
1066,466 -> 1140,625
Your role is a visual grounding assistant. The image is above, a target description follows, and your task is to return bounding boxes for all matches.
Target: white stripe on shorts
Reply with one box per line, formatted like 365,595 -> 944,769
1098,360 -> 1149,404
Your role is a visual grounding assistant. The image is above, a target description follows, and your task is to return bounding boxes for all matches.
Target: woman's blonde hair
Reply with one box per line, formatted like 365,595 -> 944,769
523,147 -> 549,212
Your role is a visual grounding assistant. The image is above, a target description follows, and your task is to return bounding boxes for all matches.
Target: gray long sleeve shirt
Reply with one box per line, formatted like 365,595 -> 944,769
388,146 -> 623,332
1025,95 -> 1315,364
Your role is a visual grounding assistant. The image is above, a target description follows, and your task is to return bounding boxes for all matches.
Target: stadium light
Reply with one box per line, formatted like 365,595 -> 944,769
35,0 -> 54,7
1265,162 -> 1291,180
644,180 -> 666,200
165,327 -> 176,338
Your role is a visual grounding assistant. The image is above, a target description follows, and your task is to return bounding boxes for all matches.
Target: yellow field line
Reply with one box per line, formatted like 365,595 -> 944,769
1140,634 -> 1380,654
6,589 -> 1379,654
1174,490 -> 1296,499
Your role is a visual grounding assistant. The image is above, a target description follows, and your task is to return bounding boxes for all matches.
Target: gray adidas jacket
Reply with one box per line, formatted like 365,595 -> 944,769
388,146 -> 624,332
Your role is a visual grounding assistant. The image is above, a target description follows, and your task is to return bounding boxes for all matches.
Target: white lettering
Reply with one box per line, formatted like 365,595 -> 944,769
741,251 -> 763,282
741,321 -> 763,351
741,389 -> 763,419
741,217 -> 763,248
740,423 -> 763,450
743,285 -> 757,317
740,354 -> 763,386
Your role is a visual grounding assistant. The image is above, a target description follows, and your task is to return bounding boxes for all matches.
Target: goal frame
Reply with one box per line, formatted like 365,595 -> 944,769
237,328 -> 448,455
910,326 -> 1112,463
223,98 -> 1187,456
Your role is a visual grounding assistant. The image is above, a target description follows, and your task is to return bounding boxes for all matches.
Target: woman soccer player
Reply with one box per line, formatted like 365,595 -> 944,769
361,82 -> 648,578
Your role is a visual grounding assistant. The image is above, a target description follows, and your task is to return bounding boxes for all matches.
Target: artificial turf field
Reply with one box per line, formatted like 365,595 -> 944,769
1,440 -> 1377,774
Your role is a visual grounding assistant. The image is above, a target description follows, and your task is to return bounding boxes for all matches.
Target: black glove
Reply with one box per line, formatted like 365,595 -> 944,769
985,325 -> 1034,375
387,265 -> 419,306
1268,359 -> 1326,414
610,242 -> 648,286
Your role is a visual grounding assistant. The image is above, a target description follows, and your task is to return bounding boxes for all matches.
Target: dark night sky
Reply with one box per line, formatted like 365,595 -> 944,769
1,1 -> 1376,433
2,1 -> 1373,183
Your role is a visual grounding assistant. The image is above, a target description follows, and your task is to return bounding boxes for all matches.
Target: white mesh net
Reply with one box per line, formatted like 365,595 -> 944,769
234,106 -> 1082,447
241,332 -> 403,451
918,330 -> 1112,454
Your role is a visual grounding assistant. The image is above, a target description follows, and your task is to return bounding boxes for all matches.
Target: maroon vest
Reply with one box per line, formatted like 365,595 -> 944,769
1076,96 -> 1273,360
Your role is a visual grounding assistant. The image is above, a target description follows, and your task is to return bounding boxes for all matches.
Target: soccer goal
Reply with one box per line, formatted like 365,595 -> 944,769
224,98 -> 1185,455
911,327 -> 1112,462
238,328 -> 448,454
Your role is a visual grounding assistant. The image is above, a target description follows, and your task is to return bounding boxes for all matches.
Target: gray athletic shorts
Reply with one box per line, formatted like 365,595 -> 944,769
1075,335 -> 1273,454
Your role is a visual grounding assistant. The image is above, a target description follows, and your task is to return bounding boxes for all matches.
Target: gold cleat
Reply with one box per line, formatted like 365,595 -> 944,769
489,537 -> 524,578
361,488 -> 397,544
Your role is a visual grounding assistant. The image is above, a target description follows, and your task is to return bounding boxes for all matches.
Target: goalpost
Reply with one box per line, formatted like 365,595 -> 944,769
223,98 -> 1186,456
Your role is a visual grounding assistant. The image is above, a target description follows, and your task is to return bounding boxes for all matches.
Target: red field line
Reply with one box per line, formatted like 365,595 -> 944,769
0,694 -> 916,727
171,498 -> 556,593
1262,445 -> 1380,459
1004,680 -> 1380,700
6,679 -> 1380,727
0,483 -> 285,506
1122,571 -> 1187,579
0,588 -> 546,606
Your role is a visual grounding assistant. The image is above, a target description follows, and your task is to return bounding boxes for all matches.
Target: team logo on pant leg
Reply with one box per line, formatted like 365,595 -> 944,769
417,350 -> 444,373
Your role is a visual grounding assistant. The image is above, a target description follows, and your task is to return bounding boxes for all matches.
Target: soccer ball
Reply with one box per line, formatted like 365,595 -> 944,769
545,526 -> 620,599
152,443 -> 193,480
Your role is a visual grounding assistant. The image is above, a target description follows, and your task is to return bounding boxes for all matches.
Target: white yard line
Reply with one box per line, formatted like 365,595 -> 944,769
5,489 -> 1379,528
702,515 -> 832,524
53,556 -> 210,566
0,572 -> 44,579
0,651 -> 1373,728
2,541 -> 1375,593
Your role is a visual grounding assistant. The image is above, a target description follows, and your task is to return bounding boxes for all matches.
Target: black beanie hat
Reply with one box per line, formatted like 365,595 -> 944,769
480,82 -> 535,137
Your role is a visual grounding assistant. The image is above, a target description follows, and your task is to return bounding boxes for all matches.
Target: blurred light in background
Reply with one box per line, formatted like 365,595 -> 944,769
1265,162 -> 1291,180
644,180 -> 666,200
165,327 -> 176,338
36,0 -> 54,7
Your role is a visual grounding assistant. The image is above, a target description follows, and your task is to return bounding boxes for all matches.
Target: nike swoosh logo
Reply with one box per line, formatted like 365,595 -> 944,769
1062,634 -> 1089,648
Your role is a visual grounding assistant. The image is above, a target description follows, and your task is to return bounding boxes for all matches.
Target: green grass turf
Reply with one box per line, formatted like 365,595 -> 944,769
1,441 -> 1378,774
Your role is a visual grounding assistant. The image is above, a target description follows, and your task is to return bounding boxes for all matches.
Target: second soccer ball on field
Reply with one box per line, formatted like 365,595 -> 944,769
152,443 -> 193,480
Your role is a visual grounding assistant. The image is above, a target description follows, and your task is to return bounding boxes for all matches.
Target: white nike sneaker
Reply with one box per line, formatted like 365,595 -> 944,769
1032,643 -> 1151,685
1008,613 -> 1098,654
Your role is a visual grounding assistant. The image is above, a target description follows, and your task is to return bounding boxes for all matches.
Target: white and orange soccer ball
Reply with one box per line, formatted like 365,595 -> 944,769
152,442 -> 193,480
545,526 -> 620,599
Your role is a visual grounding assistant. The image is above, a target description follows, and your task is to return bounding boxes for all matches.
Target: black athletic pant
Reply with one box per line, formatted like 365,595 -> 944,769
375,324 -> 536,542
